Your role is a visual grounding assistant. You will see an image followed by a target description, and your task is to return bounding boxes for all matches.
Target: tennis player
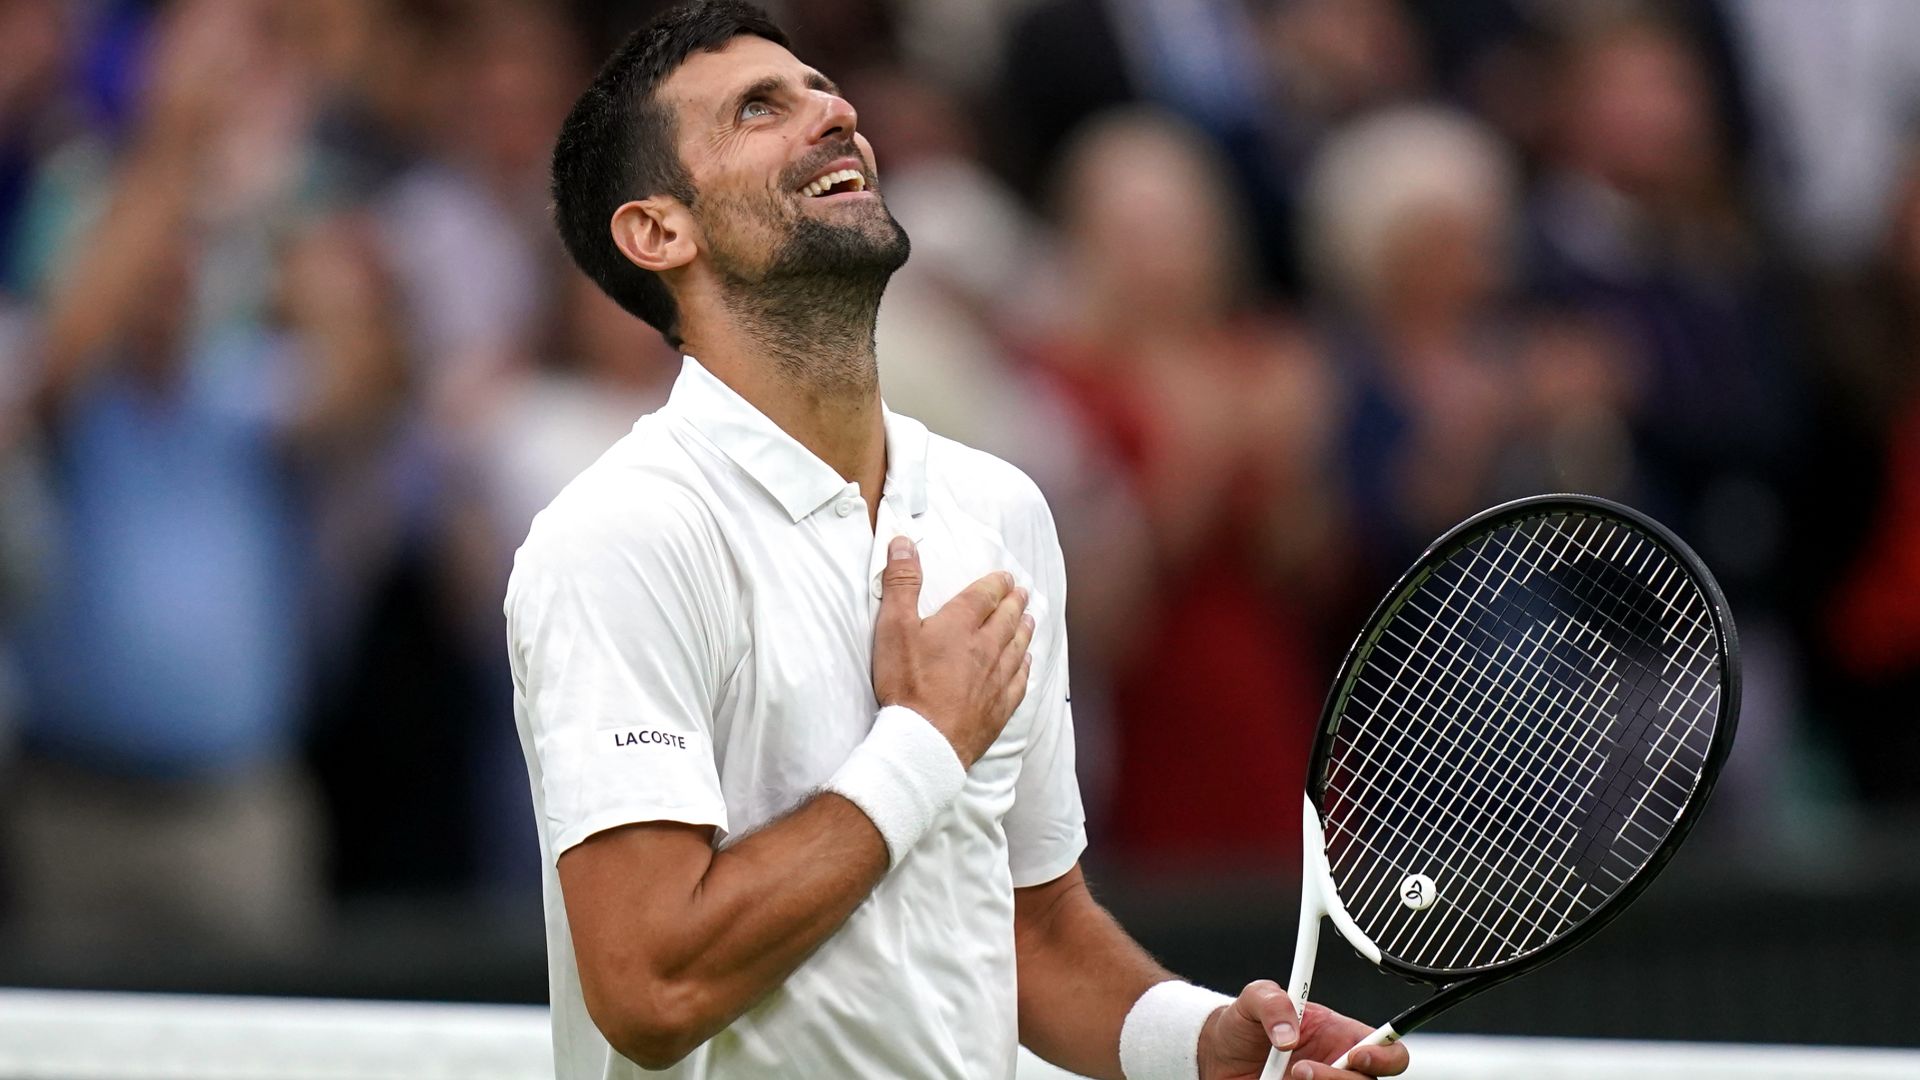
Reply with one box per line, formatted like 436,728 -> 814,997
508,4 -> 1410,1079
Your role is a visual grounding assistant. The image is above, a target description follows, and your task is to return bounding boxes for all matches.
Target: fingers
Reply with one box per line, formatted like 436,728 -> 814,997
995,611 -> 1035,675
1199,980 -> 1297,1068
877,536 -> 923,626
952,570 -> 1016,625
1344,1042 -> 1410,1077
994,650 -> 1032,718
1286,1047 -> 1408,1080
1286,1042 -> 1410,1080
1234,980 -> 1301,1053
984,582 -> 1032,716
987,584 -> 1028,645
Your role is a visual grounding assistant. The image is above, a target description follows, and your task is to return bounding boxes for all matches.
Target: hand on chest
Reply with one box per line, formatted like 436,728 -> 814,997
720,511 -> 1050,810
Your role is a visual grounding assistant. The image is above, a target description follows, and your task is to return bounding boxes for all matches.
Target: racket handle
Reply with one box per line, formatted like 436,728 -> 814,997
1257,899 -> 1318,1079
1329,1023 -> 1402,1071
1260,1022 -> 1401,1080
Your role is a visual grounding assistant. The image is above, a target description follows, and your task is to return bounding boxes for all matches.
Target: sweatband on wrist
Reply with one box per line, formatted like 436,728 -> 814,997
824,705 -> 966,866
1118,980 -> 1234,1080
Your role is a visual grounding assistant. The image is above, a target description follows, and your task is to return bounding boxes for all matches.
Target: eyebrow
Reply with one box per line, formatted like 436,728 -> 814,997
723,70 -> 843,121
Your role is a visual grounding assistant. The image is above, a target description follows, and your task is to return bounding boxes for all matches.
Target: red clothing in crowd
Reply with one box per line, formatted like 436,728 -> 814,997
1830,399 -> 1920,675
1034,336 -> 1323,872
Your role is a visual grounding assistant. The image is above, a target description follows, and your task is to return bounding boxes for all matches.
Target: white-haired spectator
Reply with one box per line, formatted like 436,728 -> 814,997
1302,105 -> 1529,562
1303,104 -> 1520,317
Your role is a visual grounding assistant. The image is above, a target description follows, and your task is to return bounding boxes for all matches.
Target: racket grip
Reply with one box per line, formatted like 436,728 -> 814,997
1262,1022 -> 1401,1080
1329,1023 -> 1402,1071
1258,903 -> 1315,1079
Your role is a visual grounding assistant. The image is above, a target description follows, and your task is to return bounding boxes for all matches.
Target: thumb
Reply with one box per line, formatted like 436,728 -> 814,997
878,536 -> 922,624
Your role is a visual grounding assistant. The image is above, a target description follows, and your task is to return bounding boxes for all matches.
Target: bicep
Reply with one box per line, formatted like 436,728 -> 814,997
558,820 -> 717,1025
1013,862 -> 1087,1016
1013,862 -> 1088,951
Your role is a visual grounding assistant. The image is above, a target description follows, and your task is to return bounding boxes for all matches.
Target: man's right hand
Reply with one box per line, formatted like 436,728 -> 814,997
872,536 -> 1034,768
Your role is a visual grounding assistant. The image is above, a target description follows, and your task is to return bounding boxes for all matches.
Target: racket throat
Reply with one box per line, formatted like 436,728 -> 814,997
1301,795 -> 1382,967
1268,798 -> 1392,1080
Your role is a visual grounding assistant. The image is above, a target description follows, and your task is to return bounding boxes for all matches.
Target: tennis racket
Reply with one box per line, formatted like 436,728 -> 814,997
1260,494 -> 1739,1078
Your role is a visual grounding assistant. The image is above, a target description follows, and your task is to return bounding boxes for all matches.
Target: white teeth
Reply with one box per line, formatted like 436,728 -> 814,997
802,168 -> 866,196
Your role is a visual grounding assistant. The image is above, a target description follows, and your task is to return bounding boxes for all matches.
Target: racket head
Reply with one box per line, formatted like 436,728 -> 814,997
1304,494 -> 1740,989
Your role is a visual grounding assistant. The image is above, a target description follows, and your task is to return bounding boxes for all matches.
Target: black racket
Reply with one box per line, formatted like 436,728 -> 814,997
1260,494 -> 1740,1077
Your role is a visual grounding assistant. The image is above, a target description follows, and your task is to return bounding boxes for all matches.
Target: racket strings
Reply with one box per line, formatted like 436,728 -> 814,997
1318,512 -> 1724,974
1328,618 -> 1620,916
1382,524 -> 1716,876
1330,576 -> 1629,964
1328,607 -> 1622,961
1334,520 -> 1635,941
1339,518 -> 1717,967
1327,619 -> 1622,957
1376,520 -> 1717,966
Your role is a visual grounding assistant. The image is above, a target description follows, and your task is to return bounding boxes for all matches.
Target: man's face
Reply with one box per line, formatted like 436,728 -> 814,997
657,35 -> 908,287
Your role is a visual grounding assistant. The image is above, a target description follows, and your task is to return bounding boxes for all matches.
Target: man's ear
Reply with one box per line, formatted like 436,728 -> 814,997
611,197 -> 697,273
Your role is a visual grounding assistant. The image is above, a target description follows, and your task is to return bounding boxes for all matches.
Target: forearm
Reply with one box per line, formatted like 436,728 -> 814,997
1015,868 -> 1183,1079
675,792 -> 888,1011
636,686 -> 980,1049
565,792 -> 888,1065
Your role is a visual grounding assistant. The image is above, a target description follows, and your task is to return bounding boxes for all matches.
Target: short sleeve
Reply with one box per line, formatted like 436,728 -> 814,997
506,483 -> 736,859
1001,492 -> 1088,888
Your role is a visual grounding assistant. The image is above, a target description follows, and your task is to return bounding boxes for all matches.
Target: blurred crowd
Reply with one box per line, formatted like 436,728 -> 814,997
2,0 -> 1919,965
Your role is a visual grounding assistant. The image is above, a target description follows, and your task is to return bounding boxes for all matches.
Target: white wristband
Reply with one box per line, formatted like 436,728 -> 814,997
1119,980 -> 1234,1080
825,705 -> 966,866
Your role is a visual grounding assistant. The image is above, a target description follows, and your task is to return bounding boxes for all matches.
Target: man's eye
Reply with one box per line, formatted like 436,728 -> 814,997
740,99 -> 774,120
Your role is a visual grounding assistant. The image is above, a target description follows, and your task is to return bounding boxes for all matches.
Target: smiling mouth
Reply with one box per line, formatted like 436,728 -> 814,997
800,168 -> 868,197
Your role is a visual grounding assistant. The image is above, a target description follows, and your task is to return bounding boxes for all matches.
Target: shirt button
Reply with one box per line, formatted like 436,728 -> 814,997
835,498 -> 858,518
870,574 -> 884,599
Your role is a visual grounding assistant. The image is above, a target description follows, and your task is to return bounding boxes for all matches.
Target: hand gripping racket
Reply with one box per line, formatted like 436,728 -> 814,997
1260,494 -> 1739,1077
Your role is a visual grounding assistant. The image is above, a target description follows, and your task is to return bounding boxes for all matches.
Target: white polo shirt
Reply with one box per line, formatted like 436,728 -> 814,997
505,356 -> 1087,1079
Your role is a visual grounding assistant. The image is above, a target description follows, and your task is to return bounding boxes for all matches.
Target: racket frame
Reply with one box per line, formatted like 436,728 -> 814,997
1279,493 -> 1741,1067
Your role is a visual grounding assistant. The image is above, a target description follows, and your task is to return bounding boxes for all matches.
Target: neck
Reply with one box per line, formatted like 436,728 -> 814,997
684,279 -> 889,503
723,268 -> 884,400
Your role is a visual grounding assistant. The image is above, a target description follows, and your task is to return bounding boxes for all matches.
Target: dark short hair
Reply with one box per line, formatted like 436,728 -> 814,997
550,1 -> 790,349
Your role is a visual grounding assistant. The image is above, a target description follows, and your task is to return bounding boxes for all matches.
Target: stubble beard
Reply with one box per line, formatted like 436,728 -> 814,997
708,193 -> 911,395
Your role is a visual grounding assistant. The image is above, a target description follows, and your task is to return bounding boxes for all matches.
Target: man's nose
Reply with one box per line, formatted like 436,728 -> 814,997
807,89 -> 857,143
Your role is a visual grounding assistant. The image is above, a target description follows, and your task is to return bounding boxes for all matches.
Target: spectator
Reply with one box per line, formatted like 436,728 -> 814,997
1727,0 -> 1920,271
1026,108 -> 1347,873
1817,153 -> 1920,806
1527,13 -> 1802,572
0,0 -> 74,772
1527,16 -> 1812,834
4,0 -> 401,957
309,0 -> 590,902
999,0 -> 1384,289
1303,104 -> 1527,569
0,0 -> 73,297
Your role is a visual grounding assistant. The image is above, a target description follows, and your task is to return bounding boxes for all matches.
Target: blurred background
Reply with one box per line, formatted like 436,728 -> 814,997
0,0 -> 1916,1050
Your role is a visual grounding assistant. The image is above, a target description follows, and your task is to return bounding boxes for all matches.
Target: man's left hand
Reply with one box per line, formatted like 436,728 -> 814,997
1196,980 -> 1410,1080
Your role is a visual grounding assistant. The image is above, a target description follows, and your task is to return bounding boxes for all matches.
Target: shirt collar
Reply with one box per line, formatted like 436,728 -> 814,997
667,356 -> 928,523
